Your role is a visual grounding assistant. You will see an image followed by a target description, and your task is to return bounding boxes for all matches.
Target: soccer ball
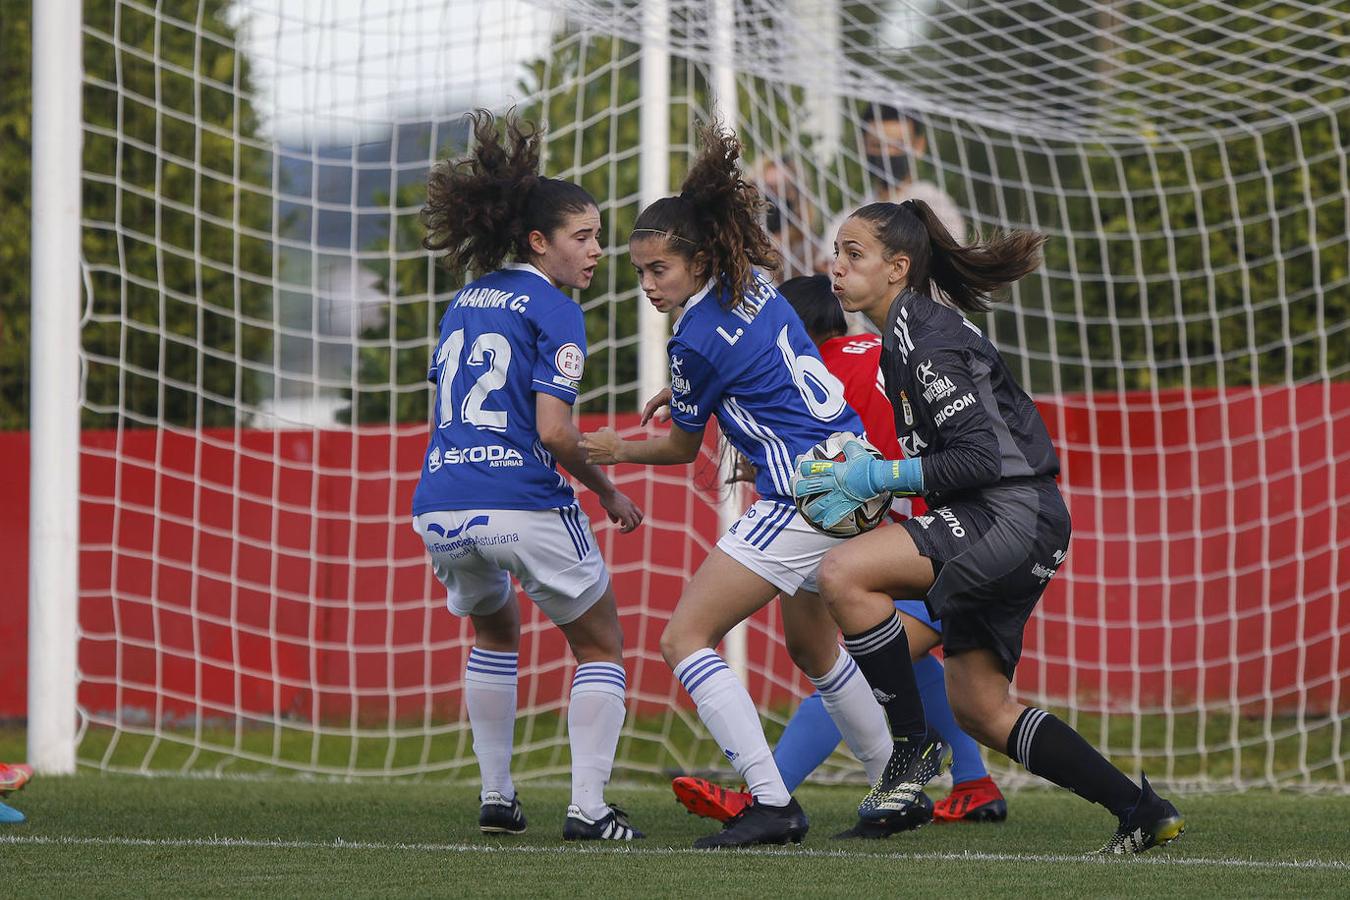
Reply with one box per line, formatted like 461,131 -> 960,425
792,432 -> 891,538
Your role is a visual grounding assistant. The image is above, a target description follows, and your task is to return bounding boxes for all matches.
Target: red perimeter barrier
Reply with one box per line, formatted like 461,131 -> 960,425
2,385 -> 1346,721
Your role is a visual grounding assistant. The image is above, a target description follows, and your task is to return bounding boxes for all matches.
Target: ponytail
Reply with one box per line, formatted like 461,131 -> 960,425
422,109 -> 596,276
853,199 -> 1045,313
631,121 -> 779,307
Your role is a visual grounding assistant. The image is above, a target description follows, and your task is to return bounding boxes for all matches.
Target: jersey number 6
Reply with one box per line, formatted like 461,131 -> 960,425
775,327 -> 846,420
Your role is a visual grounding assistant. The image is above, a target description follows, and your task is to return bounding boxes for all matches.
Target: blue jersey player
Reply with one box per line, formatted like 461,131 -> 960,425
414,110 -> 643,842
798,198 -> 1184,854
581,124 -> 893,849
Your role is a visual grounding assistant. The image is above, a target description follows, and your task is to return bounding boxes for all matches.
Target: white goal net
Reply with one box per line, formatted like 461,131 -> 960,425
28,0 -> 1348,790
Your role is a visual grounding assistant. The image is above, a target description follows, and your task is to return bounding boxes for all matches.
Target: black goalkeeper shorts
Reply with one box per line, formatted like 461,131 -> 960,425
900,476 -> 1071,680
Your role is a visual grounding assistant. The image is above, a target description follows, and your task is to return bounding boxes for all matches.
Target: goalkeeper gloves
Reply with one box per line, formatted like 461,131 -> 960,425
792,440 -> 924,529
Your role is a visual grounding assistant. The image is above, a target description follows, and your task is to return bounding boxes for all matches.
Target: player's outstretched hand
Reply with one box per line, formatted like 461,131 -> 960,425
600,489 -> 643,533
640,388 -> 672,425
580,427 -> 623,465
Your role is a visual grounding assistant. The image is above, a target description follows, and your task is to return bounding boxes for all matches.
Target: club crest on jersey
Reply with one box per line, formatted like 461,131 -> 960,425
917,359 -> 957,402
428,446 -> 442,472
555,343 -> 585,380
899,390 -> 914,425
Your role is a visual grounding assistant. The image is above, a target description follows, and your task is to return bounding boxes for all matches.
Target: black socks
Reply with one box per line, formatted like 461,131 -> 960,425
1008,707 -> 1141,818
842,612 -> 926,739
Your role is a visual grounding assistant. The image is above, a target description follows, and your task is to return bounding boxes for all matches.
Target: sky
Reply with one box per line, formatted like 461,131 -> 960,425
230,0 -> 560,144
228,0 -> 931,147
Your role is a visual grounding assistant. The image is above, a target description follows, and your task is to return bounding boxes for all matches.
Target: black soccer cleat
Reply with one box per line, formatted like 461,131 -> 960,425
478,791 -> 527,835
692,797 -> 809,849
563,804 -> 645,841
834,791 -> 934,839
1096,773 -> 1185,855
857,726 -> 952,823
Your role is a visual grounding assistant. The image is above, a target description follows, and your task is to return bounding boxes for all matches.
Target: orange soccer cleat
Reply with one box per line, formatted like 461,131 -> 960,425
671,776 -> 753,822
932,775 -> 1008,823
0,763 -> 33,798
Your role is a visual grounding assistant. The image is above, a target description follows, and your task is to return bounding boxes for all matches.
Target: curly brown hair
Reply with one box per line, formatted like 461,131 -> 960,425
630,122 -> 779,308
422,109 -> 596,276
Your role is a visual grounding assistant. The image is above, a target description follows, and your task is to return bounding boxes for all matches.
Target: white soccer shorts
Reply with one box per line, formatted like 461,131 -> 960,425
413,505 -> 611,626
717,498 -> 849,596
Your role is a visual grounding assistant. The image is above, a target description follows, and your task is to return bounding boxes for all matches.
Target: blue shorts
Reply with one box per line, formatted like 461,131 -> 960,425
894,598 -> 939,631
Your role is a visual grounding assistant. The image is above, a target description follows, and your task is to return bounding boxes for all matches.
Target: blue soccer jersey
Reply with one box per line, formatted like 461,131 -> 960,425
412,264 -> 586,514
667,271 -> 863,503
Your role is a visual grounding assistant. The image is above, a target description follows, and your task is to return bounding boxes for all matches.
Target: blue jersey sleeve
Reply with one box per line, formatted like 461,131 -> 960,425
667,342 -> 722,432
531,303 -> 588,404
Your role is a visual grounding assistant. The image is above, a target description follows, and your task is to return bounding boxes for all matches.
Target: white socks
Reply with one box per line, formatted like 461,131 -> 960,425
808,648 -> 892,785
675,649 -> 791,807
464,647 -> 519,802
568,662 -> 628,820
466,649 -> 629,818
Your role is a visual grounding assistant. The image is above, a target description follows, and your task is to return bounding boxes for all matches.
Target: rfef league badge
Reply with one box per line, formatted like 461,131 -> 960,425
555,343 -> 585,380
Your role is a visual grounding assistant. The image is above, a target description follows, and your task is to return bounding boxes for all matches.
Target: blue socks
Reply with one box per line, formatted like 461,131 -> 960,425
773,693 -> 838,792
773,654 -> 988,792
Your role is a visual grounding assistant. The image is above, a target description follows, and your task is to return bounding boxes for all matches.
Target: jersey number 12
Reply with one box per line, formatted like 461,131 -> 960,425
435,329 -> 511,431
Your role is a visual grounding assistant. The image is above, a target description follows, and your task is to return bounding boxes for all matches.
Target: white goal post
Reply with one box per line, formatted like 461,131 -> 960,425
29,0 -> 83,775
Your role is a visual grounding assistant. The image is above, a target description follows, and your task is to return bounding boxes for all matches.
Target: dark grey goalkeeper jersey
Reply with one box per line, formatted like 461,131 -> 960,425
880,289 -> 1059,505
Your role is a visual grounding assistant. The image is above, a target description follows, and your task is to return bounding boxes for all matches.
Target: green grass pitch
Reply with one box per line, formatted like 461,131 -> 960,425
3,764 -> 1348,897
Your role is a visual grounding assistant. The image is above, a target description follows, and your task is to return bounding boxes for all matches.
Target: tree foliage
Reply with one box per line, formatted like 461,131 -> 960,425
909,1 -> 1349,393
2,0 -> 273,430
0,4 -> 33,428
